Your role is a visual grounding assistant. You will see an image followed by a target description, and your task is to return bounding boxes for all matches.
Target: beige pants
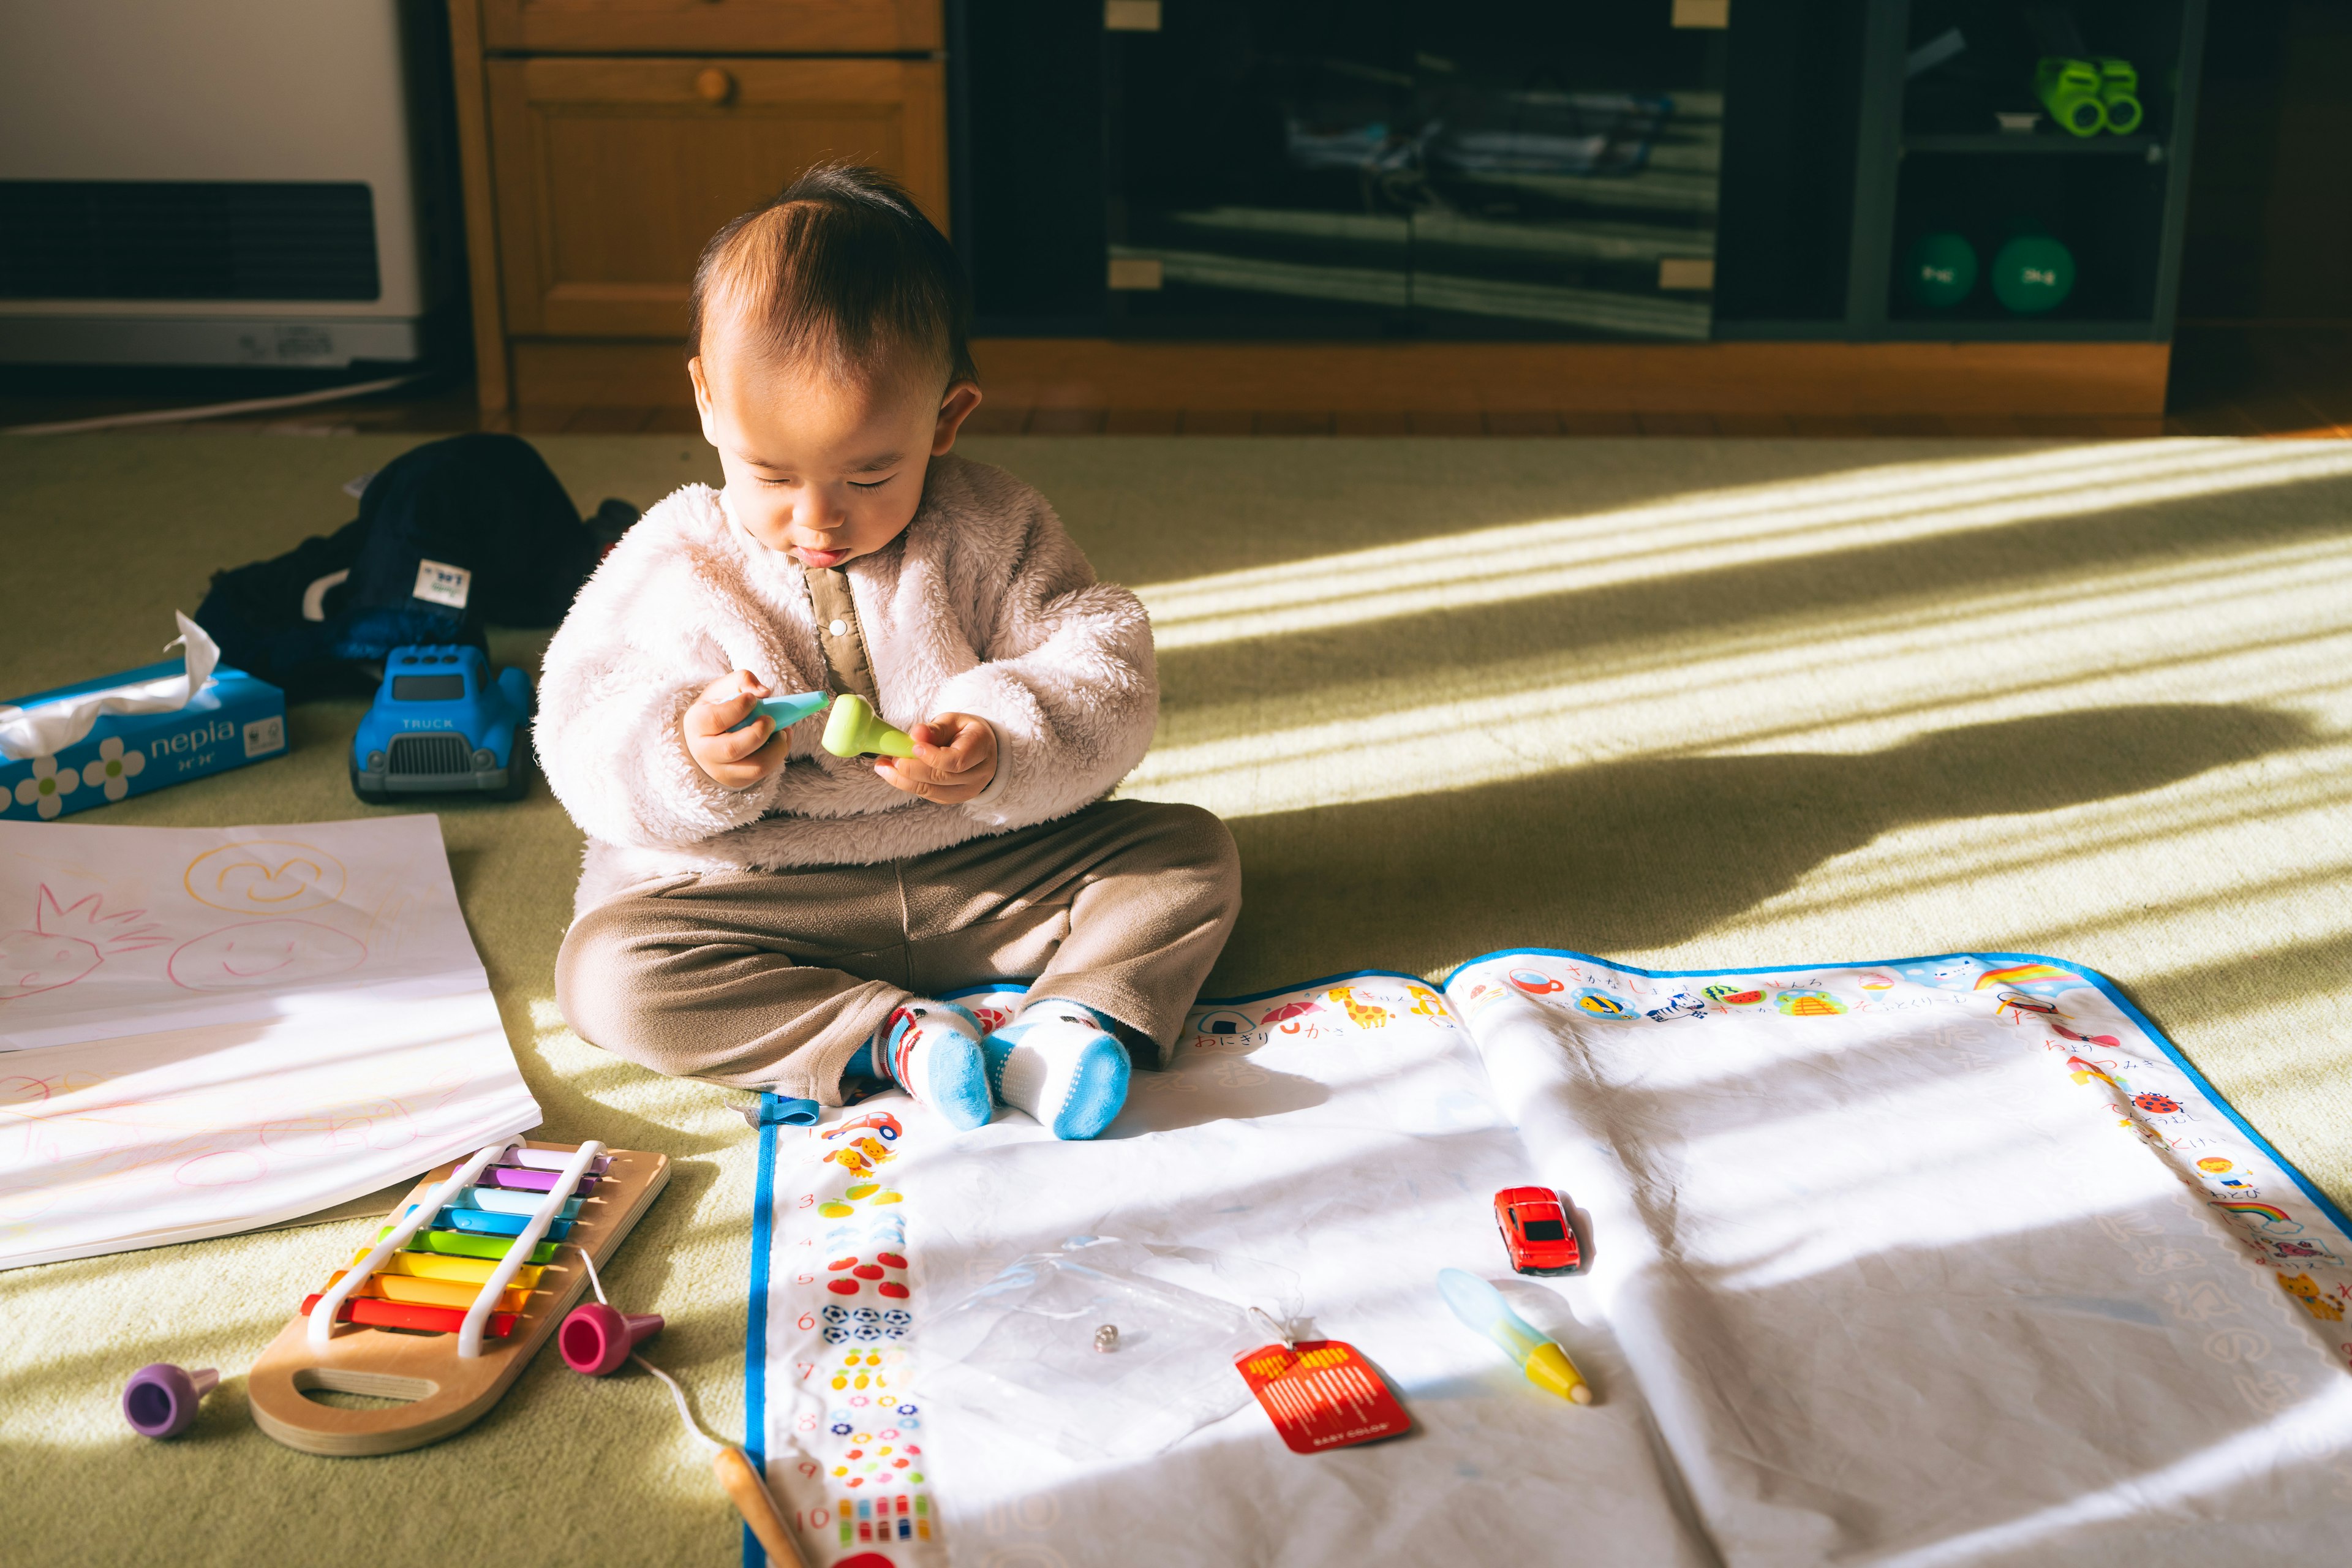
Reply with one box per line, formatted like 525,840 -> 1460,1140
556,800 -> 1240,1102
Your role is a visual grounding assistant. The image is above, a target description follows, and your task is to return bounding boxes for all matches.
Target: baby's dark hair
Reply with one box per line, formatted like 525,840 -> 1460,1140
688,164 -> 975,388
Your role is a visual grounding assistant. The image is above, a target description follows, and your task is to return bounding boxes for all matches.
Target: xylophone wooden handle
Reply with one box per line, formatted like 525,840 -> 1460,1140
249,1143 -> 669,1457
714,1445 -> 811,1568
246,1353 -> 505,1455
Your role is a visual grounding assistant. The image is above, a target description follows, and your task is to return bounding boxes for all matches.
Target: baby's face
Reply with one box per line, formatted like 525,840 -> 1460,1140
692,349 -> 981,568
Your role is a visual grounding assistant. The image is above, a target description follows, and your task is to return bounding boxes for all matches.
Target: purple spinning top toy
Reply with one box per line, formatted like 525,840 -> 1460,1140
123,1363 -> 218,1438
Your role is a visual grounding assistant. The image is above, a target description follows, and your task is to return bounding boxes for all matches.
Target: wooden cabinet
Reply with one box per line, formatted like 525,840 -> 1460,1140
482,0 -> 939,55
486,57 -> 945,339
448,0 -> 948,410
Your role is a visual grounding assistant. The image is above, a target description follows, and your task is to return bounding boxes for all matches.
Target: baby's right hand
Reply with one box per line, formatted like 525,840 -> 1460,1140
685,670 -> 788,789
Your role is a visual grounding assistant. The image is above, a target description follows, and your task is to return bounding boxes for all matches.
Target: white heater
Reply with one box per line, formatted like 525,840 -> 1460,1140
0,0 -> 456,367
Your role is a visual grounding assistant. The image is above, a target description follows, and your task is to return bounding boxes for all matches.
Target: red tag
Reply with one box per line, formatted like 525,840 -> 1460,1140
1235,1339 -> 1411,1453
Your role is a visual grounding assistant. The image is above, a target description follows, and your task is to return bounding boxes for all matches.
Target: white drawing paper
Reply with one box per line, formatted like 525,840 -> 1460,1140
0,815 -> 541,1269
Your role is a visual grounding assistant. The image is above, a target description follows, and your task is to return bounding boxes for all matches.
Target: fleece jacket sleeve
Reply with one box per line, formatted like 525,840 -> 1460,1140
929,497 -> 1159,831
533,530 -> 793,848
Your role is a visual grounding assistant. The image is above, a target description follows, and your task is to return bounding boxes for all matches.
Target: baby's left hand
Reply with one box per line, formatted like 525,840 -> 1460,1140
877,712 -> 997,804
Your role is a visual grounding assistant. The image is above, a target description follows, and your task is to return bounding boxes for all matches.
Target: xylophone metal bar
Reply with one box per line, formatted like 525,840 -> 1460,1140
309,1137 -> 522,1348
458,1140 -> 605,1359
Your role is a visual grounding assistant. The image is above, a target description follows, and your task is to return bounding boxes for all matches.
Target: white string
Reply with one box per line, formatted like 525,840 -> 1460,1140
1249,1305 -> 1296,1350
576,1246 -> 724,1453
581,1245 -> 611,1305
1,371 -> 429,436
634,1353 -> 725,1454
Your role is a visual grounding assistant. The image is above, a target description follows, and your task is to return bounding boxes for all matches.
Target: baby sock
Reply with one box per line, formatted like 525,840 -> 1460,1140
981,998 -> 1131,1142
869,1000 -> 993,1130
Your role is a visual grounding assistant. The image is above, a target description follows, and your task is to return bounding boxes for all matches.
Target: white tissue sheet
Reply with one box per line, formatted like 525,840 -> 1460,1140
750,960 -> 2352,1568
0,612 -> 220,761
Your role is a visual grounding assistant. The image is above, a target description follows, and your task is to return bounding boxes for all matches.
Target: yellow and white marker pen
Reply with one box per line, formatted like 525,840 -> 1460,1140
1436,1267 -> 1593,1404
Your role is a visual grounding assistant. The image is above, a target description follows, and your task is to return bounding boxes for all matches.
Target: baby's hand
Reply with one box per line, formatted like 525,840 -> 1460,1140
684,670 -> 789,789
876,712 -> 997,804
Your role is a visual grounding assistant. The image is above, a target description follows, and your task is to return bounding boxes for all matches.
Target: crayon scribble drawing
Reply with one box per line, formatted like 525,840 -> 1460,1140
0,889 -> 168,1001
183,840 -> 347,914
0,816 -> 541,1266
167,920 -> 368,992
0,1033 -> 510,1253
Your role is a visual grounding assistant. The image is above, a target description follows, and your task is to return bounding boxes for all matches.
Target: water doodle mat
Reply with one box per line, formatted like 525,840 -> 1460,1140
747,951 -> 2352,1567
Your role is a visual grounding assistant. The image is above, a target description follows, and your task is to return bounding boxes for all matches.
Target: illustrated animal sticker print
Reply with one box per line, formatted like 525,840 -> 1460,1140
1326,986 -> 1392,1030
2280,1273 -> 2345,1322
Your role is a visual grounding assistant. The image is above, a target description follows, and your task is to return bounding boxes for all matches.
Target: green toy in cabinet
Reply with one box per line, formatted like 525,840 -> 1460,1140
2035,58 -> 2106,137
2094,58 -> 2143,136
1989,224 -> 2076,315
1905,232 -> 1979,309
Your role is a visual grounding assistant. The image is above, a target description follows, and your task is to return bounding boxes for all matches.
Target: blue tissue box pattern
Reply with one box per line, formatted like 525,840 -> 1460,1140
2,660 -> 288,821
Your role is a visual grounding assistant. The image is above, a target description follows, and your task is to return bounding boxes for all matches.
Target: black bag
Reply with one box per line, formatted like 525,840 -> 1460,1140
195,433 -> 633,700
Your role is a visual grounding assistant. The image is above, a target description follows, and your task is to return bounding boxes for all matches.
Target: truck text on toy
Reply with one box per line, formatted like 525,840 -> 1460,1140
352,645 -> 533,802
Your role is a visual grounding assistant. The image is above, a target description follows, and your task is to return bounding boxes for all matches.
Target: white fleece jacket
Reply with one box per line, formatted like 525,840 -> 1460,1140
536,455 -> 1158,918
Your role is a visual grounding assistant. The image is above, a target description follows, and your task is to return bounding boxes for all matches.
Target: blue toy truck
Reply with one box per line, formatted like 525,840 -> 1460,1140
351,644 -> 534,802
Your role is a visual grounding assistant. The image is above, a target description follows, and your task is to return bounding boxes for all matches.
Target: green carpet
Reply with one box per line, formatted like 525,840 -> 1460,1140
4,431 -> 2348,1567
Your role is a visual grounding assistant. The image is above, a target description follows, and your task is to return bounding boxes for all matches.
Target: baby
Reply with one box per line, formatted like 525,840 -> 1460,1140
538,165 -> 1239,1140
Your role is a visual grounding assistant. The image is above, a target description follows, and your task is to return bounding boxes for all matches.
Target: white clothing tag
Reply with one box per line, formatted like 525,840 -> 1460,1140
412,559 -> 471,611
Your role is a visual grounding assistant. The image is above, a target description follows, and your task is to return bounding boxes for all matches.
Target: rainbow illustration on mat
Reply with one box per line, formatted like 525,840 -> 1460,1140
1973,962 -> 2076,989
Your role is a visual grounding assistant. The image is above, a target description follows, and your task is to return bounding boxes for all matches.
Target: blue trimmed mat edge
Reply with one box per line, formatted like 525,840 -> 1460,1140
741,946 -> 2348,1566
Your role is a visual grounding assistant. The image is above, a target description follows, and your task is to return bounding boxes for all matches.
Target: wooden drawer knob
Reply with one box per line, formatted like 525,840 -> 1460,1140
696,67 -> 734,104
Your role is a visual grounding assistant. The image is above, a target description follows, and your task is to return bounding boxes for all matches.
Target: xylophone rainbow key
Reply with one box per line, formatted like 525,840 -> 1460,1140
247,1139 -> 669,1457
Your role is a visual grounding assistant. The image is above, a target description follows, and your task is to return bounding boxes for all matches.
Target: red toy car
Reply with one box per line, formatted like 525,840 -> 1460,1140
1494,1186 -> 1581,1276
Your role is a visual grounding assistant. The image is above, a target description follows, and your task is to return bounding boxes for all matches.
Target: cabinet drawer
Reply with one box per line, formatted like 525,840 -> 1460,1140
481,0 -> 940,54
487,56 -> 946,339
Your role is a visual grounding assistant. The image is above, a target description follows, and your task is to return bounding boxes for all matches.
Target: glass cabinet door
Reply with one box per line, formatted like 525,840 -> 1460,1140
1109,1 -> 1725,339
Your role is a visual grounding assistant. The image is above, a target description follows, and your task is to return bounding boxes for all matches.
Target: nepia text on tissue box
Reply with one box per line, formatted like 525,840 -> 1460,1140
2,662 -> 287,821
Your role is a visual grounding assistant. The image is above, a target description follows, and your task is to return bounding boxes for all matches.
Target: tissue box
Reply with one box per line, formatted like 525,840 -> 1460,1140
1,660 -> 287,821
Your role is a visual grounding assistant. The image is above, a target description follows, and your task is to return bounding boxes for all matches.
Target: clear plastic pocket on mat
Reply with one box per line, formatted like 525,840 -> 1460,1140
921,1237 -> 1286,1461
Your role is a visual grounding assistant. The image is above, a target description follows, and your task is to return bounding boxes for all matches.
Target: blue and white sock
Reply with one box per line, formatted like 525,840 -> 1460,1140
981,998 -> 1131,1141
870,1000 -> 992,1130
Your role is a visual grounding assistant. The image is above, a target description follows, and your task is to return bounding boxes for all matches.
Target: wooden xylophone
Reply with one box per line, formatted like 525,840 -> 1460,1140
248,1137 -> 669,1457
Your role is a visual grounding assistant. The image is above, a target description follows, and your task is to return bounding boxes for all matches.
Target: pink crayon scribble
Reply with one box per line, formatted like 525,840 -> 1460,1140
167,920 -> 366,992
0,888 -> 168,1001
